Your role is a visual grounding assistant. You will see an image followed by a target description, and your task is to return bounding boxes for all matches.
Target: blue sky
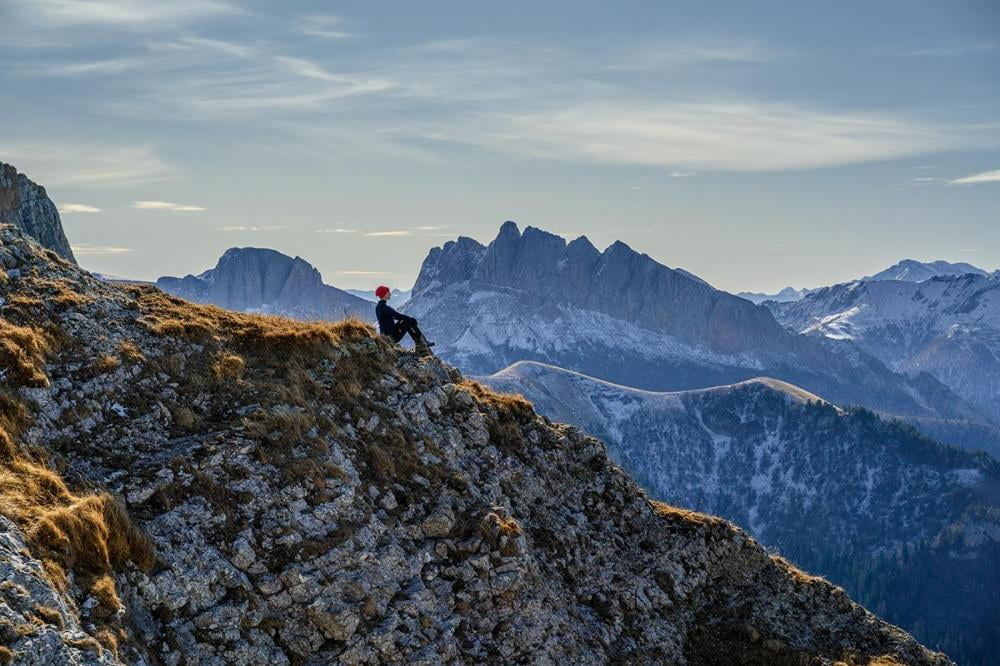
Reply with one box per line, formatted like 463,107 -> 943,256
1,0 -> 998,292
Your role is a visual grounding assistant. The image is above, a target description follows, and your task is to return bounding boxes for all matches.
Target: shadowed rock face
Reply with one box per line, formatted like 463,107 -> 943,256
157,247 -> 372,321
0,162 -> 75,263
407,222 -> 1000,453
0,223 -> 953,665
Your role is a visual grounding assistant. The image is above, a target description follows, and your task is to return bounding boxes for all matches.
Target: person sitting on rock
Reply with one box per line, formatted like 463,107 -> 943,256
375,285 -> 434,353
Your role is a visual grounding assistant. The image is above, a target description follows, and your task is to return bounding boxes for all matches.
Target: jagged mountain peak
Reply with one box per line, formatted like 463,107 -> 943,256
0,222 -> 951,664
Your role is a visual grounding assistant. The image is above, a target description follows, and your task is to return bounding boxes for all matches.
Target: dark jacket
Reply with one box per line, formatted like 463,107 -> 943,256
375,299 -> 413,335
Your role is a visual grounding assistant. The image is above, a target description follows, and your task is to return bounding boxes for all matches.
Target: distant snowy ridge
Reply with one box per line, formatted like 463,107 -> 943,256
767,272 -> 1000,425
737,259 -> 992,304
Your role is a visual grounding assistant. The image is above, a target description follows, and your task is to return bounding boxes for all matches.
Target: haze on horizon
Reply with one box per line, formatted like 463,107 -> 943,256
1,0 -> 998,293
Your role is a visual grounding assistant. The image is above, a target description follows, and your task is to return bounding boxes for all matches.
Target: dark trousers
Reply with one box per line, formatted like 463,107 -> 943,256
390,319 -> 426,345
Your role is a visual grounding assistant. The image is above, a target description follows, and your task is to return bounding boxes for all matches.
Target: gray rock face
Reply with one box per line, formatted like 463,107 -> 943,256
0,162 -> 75,263
157,247 -> 372,321
483,360 -> 1000,664
407,222 -> 1000,453
0,223 -> 952,665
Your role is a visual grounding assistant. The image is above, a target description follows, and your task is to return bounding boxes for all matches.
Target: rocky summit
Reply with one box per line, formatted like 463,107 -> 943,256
0,222 -> 950,665
0,162 -> 75,264
156,247 -> 371,322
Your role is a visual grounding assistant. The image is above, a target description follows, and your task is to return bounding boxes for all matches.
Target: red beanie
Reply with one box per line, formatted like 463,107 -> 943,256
375,285 -> 390,299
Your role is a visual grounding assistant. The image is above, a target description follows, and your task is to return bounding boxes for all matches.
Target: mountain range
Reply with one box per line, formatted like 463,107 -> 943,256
766,273 -> 1000,426
406,222 -> 1000,454
737,259 -> 992,304
482,360 -> 1000,664
156,247 -> 371,321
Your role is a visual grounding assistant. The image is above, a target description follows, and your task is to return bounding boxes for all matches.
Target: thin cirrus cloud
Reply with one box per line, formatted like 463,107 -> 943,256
26,0 -> 241,28
417,100 -> 988,172
219,225 -> 285,232
299,15 -> 360,40
59,203 -> 102,213
316,227 -> 359,234
71,243 -> 131,255
0,142 -> 172,187
950,168 -> 1000,185
133,201 -> 206,211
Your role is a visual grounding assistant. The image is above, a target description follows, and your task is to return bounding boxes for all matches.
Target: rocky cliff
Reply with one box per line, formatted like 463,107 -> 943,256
0,223 -> 951,664
157,247 -> 372,322
0,162 -> 75,264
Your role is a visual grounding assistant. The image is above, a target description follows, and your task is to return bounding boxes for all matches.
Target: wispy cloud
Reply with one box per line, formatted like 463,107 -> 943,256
72,243 -> 131,255
365,230 -> 411,237
950,168 -> 1000,185
0,142 -> 172,186
415,100 -> 984,172
27,57 -> 144,77
59,203 -> 102,213
897,42 -> 999,57
413,225 -> 448,231
604,40 -> 783,72
27,0 -> 241,28
669,171 -> 696,178
336,270 -> 390,275
316,227 -> 359,234
299,15 -> 360,40
133,200 -> 206,211
219,225 -> 284,231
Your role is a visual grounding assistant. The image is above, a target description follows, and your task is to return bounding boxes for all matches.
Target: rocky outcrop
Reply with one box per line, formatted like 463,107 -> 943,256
0,222 -> 951,664
156,247 -> 371,322
0,162 -> 75,263
483,360 -> 1000,664
407,222 -> 999,453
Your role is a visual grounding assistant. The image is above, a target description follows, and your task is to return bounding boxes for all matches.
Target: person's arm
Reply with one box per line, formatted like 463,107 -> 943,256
387,304 -> 416,325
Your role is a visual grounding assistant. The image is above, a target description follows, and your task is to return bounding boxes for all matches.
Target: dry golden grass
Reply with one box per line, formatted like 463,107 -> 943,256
116,339 -> 144,364
650,500 -> 726,528
0,646 -> 12,665
769,553 -> 827,586
32,605 -> 63,628
211,352 -> 245,383
169,406 -> 198,432
93,626 -> 121,659
82,354 -> 120,379
0,458 -> 154,607
457,380 -> 534,451
0,319 -> 50,388
128,285 -> 374,360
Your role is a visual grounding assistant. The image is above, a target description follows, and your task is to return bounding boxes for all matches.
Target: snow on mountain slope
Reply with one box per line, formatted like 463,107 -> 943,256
864,259 -> 988,283
768,274 -> 1000,424
736,259 -> 988,305
409,222 -> 1000,452
481,360 -> 1000,664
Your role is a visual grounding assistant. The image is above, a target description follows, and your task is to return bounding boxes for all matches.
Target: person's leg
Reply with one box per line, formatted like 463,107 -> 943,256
400,320 -> 432,348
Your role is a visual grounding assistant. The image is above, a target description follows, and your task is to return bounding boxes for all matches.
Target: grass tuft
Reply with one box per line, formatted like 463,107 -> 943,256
0,319 -> 50,387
